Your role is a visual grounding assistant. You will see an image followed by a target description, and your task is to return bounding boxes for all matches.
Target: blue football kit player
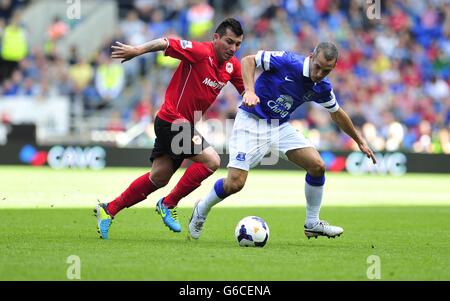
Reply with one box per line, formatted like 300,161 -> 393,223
188,42 -> 377,240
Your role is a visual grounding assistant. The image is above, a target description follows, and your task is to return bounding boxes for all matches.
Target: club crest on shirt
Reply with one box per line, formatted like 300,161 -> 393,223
236,152 -> 246,161
226,62 -> 233,74
180,40 -> 192,49
192,135 -> 202,145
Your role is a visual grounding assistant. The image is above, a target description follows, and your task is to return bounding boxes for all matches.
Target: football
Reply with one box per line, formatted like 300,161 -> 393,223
234,216 -> 270,247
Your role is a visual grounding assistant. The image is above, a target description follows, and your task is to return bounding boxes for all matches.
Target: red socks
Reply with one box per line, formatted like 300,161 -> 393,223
163,163 -> 214,208
107,172 -> 159,216
106,164 -> 213,215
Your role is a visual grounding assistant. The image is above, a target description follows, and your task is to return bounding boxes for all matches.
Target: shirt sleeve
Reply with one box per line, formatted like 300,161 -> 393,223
314,88 -> 340,113
230,58 -> 245,95
254,50 -> 288,72
164,38 -> 209,64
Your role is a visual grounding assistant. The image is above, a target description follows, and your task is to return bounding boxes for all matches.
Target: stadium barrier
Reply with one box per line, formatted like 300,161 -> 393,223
0,96 -> 70,140
0,143 -> 448,174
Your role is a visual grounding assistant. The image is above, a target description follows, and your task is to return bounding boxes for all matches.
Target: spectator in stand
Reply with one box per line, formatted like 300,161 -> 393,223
106,111 -> 126,132
186,0 -> 214,39
0,10 -> 28,83
95,53 -> 125,107
0,0 -> 14,22
47,16 -> 69,41
69,57 -> 94,95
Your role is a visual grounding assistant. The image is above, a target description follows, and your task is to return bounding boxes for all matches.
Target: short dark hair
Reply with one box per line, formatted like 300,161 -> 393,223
314,42 -> 339,62
215,18 -> 243,37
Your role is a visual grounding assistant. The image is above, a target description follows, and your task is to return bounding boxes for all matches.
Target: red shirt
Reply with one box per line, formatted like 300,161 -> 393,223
157,38 -> 244,124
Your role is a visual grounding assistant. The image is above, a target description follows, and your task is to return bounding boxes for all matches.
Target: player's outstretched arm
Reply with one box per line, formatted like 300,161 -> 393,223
241,55 -> 260,108
330,108 -> 377,164
111,38 -> 169,63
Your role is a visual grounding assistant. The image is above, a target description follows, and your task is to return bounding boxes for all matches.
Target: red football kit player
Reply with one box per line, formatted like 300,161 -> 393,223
94,18 -> 245,239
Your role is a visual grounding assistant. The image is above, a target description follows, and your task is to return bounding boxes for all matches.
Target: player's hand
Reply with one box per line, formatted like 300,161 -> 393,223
242,91 -> 260,108
111,41 -> 140,63
358,141 -> 377,164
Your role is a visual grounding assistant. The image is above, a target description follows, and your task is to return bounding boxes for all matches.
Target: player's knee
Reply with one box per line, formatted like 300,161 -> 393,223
309,160 -> 326,176
225,178 -> 245,194
205,154 -> 221,171
150,174 -> 170,188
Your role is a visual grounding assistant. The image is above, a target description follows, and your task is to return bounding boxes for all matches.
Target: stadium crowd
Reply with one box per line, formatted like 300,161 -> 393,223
0,0 -> 449,153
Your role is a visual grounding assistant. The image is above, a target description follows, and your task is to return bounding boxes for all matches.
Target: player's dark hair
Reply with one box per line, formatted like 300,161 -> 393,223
314,42 -> 339,62
215,18 -> 243,37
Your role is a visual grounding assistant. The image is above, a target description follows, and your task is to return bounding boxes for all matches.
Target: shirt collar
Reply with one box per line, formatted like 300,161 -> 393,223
209,42 -> 217,66
303,56 -> 310,78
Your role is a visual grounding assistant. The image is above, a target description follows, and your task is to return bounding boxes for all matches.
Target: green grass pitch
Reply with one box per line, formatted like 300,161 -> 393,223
0,166 -> 449,280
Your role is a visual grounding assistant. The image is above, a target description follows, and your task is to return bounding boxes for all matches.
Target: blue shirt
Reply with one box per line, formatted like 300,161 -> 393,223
240,51 -> 340,124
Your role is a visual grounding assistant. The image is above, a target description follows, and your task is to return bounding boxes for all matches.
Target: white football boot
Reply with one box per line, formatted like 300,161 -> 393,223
304,220 -> 344,239
188,200 -> 206,240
